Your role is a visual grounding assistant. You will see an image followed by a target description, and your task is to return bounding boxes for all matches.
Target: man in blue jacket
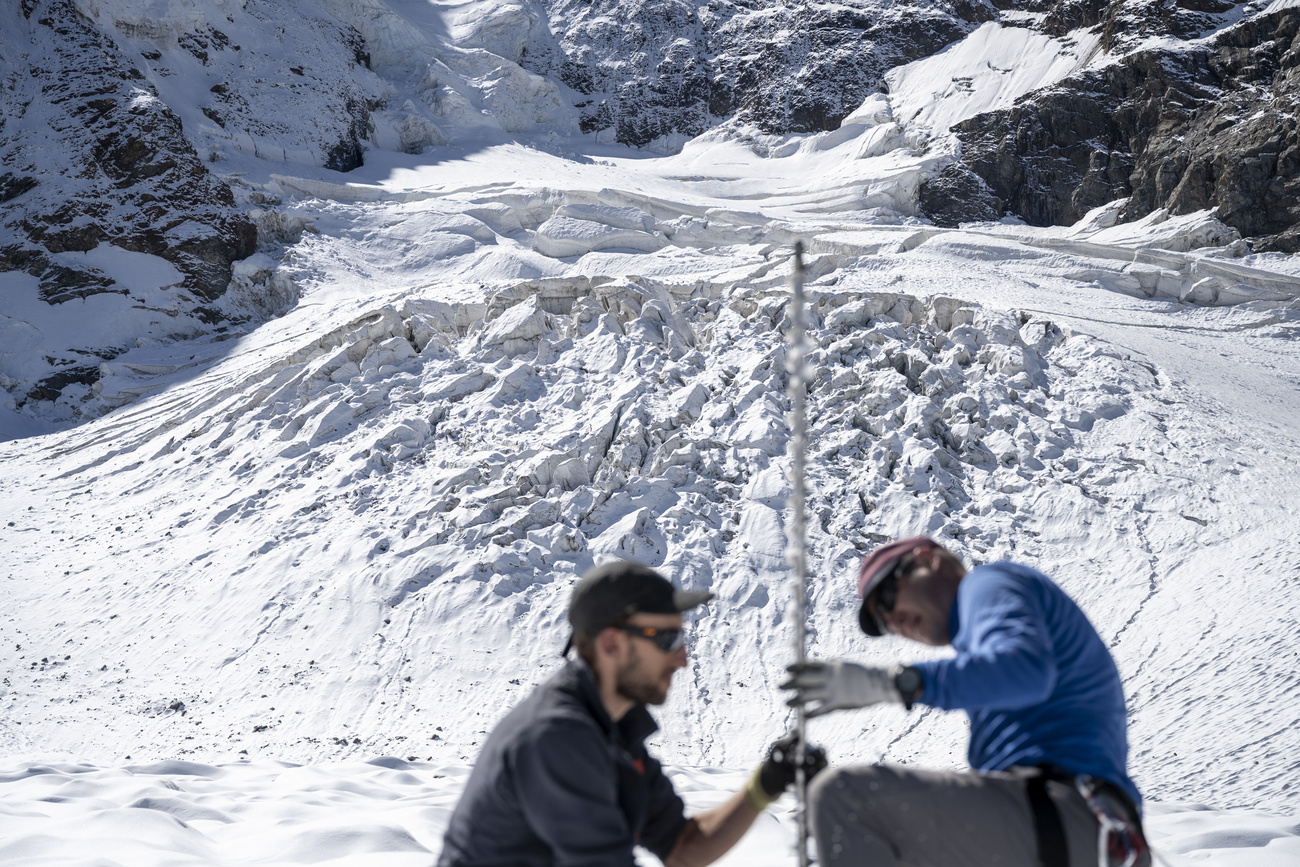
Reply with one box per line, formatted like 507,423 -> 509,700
782,536 -> 1148,867
438,559 -> 825,867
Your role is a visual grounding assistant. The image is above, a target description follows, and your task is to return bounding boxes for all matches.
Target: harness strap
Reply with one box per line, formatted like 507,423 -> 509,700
1026,773 -> 1070,867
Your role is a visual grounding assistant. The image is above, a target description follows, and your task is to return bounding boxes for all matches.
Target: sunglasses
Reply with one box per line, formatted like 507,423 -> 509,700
869,554 -> 914,633
618,624 -> 687,654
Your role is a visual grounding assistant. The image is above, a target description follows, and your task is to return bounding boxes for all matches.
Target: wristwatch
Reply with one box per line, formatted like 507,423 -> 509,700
894,665 -> 924,711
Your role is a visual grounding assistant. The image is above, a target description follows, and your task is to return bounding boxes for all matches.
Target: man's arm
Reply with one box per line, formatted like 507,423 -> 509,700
663,790 -> 760,867
916,567 -> 1058,711
661,734 -> 827,867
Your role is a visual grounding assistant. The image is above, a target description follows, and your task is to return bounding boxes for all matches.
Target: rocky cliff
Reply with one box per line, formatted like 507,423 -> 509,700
0,0 -> 399,414
0,0 -> 259,406
0,0 -> 581,420
922,7 -> 1300,253
528,0 -> 992,146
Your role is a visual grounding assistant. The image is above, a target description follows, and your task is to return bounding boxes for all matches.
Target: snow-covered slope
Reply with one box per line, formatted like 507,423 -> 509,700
3,0 -> 1300,864
1,0 -> 575,423
5,130 -> 1300,843
884,22 -> 1101,133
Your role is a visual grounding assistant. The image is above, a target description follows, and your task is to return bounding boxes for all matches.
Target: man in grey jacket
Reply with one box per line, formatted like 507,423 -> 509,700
437,559 -> 824,867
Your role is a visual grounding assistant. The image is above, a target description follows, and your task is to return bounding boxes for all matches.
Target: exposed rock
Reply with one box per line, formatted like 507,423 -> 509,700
0,173 -> 39,203
527,0 -> 991,146
524,0 -> 1257,147
1127,12 -> 1300,253
530,0 -> 711,145
1016,0 -> 1242,49
930,8 -> 1300,251
711,0 -> 992,135
918,163 -> 1005,228
2,1 -> 259,297
0,0 -> 256,405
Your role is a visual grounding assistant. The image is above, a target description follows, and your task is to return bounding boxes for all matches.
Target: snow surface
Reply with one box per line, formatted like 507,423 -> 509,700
3,761 -> 1299,866
3,0 -> 1300,865
885,22 -> 1101,134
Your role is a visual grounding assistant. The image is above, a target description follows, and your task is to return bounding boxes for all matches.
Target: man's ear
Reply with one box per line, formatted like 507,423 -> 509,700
596,626 -> 622,659
914,545 -> 941,574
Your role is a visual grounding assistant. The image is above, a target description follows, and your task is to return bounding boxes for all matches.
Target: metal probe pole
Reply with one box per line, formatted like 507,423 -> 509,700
785,241 -> 812,867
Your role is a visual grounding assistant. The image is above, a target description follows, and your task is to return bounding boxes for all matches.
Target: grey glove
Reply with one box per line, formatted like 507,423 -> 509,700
781,660 -> 906,718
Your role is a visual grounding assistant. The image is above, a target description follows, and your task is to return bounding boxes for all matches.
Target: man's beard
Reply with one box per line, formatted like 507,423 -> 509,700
616,641 -> 670,706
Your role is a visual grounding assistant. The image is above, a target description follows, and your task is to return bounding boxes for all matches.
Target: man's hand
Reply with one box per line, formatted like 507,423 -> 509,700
743,732 -> 828,811
780,660 -> 904,718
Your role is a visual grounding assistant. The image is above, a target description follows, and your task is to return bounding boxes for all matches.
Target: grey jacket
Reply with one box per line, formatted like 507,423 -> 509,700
437,659 -> 687,866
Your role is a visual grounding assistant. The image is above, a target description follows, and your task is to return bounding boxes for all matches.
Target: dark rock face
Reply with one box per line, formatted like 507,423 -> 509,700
0,0 -> 257,404
918,163 -> 1005,227
2,1 -> 258,300
711,0 -> 990,134
1128,13 -> 1300,252
528,0 -> 991,146
928,8 -> 1300,251
1017,0 -> 1241,49
534,0 -> 712,145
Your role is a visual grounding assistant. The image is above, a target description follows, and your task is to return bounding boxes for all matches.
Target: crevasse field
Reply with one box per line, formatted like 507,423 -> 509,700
3,0 -> 1300,864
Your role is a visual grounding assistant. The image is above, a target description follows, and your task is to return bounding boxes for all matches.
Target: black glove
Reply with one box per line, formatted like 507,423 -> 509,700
745,731 -> 829,810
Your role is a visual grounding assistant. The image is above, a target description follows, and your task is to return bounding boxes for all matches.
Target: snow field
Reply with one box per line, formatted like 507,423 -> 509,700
1,759 -> 1297,866
5,221 -> 1299,807
884,22 -> 1102,134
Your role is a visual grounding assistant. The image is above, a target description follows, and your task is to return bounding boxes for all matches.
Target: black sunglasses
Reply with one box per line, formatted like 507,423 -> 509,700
618,624 -> 686,654
869,554 -> 914,633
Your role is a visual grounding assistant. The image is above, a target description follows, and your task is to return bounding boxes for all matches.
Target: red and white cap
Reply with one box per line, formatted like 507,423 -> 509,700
855,536 -> 940,636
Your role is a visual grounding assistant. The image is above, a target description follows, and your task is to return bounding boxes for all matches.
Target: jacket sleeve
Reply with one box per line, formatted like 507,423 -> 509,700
512,719 -> 639,867
914,568 -> 1058,711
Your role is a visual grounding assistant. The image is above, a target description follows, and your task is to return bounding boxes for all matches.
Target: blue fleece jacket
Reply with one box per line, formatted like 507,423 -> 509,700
912,561 -> 1141,808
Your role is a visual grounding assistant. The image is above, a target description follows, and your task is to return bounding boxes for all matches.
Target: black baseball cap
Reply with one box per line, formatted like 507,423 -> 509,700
562,560 -> 714,655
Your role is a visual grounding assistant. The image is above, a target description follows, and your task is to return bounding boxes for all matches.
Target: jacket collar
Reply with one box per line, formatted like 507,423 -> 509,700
561,658 -> 660,747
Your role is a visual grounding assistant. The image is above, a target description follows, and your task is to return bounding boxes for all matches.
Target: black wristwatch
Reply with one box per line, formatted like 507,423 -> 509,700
894,666 -> 924,711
